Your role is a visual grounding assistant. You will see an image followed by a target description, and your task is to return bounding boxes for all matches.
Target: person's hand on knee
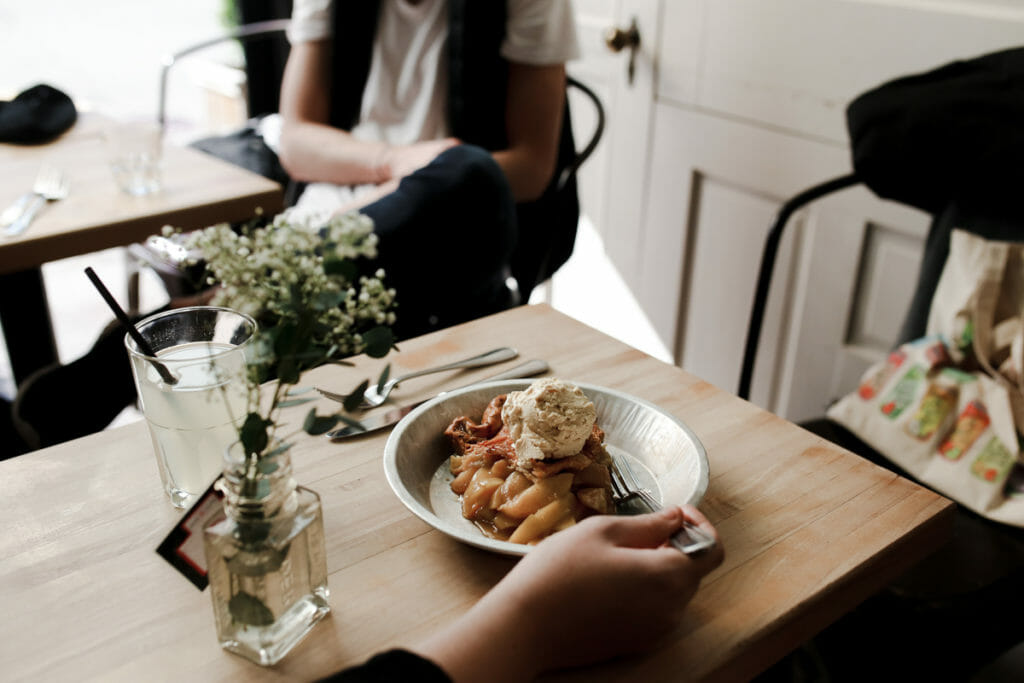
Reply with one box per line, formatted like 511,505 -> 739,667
381,137 -> 461,180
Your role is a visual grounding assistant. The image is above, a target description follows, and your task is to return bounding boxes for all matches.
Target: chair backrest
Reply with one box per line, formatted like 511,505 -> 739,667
157,19 -> 292,132
739,47 -> 1024,402
559,76 -> 605,192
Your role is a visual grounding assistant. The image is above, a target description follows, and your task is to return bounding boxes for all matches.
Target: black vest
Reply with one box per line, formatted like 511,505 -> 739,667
329,0 -> 580,300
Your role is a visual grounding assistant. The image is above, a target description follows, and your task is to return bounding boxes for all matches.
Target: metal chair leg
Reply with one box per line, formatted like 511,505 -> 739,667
737,173 -> 860,401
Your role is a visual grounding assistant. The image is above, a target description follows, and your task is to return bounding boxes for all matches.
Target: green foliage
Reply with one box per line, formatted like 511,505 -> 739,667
343,380 -> 370,413
239,412 -> 273,458
303,408 -> 340,435
228,591 -> 275,626
362,326 -> 397,359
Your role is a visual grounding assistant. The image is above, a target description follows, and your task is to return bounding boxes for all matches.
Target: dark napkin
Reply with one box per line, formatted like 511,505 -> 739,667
0,84 -> 77,144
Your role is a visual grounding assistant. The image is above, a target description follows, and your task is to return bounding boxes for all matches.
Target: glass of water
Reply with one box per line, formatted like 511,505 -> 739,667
125,306 -> 257,508
104,121 -> 164,196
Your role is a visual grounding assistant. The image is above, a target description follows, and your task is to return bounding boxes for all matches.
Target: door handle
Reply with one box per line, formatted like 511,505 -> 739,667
604,18 -> 641,84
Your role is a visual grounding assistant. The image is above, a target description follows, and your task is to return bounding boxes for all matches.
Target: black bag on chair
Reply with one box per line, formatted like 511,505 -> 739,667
846,47 -> 1024,224
845,46 -> 1024,346
189,120 -> 292,189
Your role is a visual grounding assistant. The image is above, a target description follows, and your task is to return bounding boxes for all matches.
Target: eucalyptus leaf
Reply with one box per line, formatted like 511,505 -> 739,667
324,258 -> 357,281
276,356 -> 301,385
313,289 -> 345,311
228,591 -> 275,626
235,518 -> 272,546
240,412 -> 272,456
266,441 -> 293,457
343,380 -> 369,413
286,386 -> 316,396
334,413 -> 366,431
303,408 -> 340,435
362,326 -> 395,358
376,364 -> 391,394
278,396 -> 317,409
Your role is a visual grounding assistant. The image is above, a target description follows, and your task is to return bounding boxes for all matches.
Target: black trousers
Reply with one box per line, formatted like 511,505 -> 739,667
360,143 -> 518,340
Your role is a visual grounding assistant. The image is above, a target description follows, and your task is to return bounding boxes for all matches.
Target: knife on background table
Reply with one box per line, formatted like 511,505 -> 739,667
0,193 -> 31,228
323,359 -> 550,439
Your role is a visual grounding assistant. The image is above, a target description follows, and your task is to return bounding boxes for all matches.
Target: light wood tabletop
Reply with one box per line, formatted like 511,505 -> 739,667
0,304 -> 953,682
0,114 -> 283,274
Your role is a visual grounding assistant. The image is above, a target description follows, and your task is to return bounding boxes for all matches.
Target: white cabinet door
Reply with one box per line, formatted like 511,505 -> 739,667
582,0 -> 1023,420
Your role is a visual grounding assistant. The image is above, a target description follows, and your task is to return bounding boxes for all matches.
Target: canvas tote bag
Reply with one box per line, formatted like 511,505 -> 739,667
828,229 -> 1024,525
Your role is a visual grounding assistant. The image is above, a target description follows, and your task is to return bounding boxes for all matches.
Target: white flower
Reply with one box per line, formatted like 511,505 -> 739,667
175,211 -> 395,361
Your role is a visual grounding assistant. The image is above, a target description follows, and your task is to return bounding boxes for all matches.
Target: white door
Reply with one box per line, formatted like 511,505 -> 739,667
547,0 -> 672,361
568,0 -> 1024,420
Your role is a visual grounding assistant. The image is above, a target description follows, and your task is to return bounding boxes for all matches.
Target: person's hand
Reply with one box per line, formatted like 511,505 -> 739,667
415,505 -> 723,682
380,137 -> 460,181
330,138 -> 463,214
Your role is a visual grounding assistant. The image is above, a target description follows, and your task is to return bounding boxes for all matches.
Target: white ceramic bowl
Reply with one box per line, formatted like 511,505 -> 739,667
383,379 -> 710,555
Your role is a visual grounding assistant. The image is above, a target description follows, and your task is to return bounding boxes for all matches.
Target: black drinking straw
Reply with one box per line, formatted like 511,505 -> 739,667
84,266 -> 178,385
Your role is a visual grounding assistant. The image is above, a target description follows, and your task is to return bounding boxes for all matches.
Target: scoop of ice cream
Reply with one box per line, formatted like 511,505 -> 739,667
501,378 -> 596,465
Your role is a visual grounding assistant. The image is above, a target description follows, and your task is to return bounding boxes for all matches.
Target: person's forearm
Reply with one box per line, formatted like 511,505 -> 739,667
413,590 -> 543,683
277,120 -> 392,187
491,148 -> 558,203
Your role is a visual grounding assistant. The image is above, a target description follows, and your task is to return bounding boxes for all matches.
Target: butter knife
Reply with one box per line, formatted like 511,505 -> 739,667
324,359 -> 549,440
0,193 -> 31,228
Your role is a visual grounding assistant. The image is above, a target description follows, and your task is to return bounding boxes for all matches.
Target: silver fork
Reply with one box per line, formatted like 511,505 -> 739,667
4,166 -> 69,238
317,346 -> 518,409
609,455 -> 717,555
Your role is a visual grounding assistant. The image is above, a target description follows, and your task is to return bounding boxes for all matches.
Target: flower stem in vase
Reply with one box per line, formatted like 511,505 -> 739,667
203,445 -> 330,666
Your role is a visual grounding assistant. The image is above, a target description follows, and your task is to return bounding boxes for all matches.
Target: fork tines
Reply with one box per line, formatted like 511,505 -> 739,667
609,455 -> 717,556
610,456 -> 661,511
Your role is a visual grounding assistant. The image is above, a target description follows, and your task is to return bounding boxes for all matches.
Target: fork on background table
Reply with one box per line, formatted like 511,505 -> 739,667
4,165 -> 69,238
609,454 -> 717,555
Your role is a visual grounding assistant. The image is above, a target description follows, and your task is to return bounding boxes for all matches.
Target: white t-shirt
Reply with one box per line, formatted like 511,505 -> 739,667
281,0 -> 579,222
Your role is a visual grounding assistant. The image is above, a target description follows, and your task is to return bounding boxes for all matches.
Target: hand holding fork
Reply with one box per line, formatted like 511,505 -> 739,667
609,455 -> 718,555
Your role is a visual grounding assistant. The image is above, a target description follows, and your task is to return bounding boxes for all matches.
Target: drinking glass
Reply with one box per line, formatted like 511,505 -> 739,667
125,306 -> 256,508
104,121 -> 163,196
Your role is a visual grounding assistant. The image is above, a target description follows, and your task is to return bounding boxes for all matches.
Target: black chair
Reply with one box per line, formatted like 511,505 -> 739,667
126,18 -> 605,316
744,48 -> 1024,681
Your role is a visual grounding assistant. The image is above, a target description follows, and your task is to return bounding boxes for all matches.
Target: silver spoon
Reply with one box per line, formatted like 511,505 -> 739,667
317,346 -> 518,409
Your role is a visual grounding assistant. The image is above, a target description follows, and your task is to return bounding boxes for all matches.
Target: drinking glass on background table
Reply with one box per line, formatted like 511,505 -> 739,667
125,306 -> 256,508
103,121 -> 163,196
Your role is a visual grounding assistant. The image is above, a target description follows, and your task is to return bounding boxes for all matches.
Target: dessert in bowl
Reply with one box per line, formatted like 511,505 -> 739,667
383,378 -> 709,555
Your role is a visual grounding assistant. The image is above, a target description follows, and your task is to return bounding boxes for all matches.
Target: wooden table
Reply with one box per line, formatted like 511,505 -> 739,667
0,304 -> 953,681
0,113 -> 283,384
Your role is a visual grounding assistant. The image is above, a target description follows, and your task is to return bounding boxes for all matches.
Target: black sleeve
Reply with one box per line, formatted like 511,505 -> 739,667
317,649 -> 452,683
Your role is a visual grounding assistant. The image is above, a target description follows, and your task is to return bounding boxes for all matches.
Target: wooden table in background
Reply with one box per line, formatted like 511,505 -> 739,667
0,304 -> 954,681
0,113 -> 282,384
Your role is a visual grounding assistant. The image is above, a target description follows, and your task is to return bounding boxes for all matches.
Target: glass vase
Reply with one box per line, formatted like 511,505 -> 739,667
203,442 -> 330,666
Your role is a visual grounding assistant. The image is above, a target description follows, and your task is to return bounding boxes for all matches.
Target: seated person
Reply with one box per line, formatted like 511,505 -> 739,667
273,0 -> 581,339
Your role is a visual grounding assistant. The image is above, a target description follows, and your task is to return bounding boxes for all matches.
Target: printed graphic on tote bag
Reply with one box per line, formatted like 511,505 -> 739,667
905,381 -> 958,441
938,400 -> 990,461
859,349 -> 907,400
880,365 -> 926,419
971,437 -> 1015,484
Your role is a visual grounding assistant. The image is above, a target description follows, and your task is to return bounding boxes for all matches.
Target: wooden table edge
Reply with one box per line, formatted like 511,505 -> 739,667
704,494 -> 955,682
